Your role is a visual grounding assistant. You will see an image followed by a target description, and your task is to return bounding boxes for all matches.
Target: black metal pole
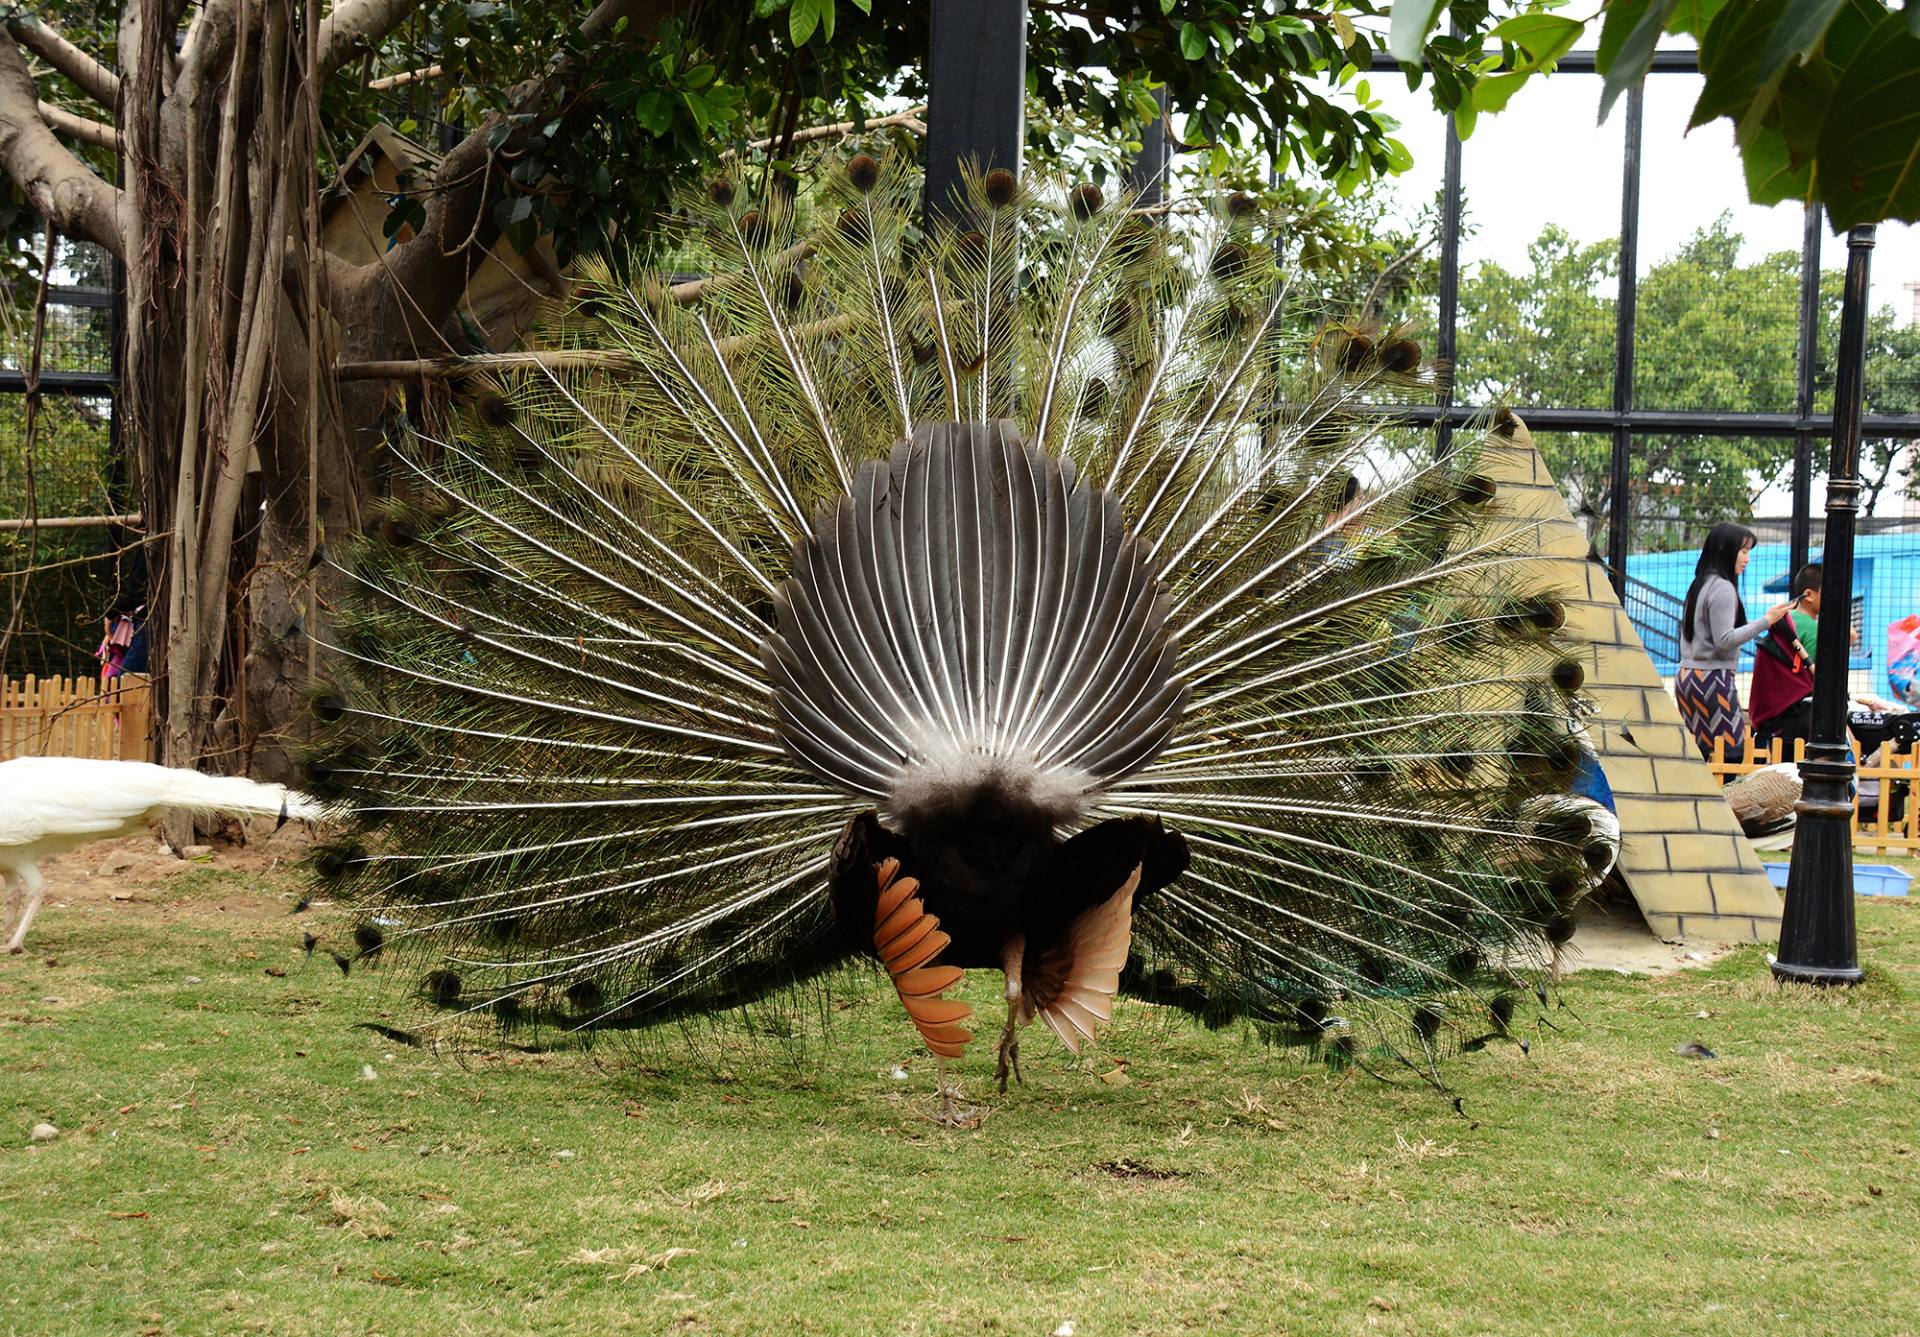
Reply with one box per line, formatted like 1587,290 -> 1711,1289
1606,85 -> 1642,597
1776,224 -> 1875,988
924,0 -> 1029,229
1434,114 -> 1461,460
1124,86 -> 1170,206
1790,204 -> 1822,576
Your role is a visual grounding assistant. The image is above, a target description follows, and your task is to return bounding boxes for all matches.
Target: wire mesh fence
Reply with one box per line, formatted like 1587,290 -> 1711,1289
2,235 -> 126,681
4,44 -> 1920,708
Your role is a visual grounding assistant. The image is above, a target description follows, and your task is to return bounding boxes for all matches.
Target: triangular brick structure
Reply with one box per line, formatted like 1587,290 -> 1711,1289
1479,417 -> 1782,943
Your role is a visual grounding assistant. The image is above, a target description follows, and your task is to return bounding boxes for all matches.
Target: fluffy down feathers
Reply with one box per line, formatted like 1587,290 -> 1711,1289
0,757 -> 326,867
0,757 -> 329,953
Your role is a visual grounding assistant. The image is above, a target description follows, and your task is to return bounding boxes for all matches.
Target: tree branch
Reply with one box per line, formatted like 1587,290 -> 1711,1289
352,0 -> 682,352
177,0 -> 237,95
3,13 -> 120,109
318,0 -> 422,83
335,312 -> 854,380
0,34 -> 124,255
724,105 -> 928,159
367,61 -> 444,92
38,99 -> 122,153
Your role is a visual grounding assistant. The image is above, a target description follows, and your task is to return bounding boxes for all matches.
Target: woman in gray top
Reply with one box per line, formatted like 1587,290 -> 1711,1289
1675,522 -> 1794,761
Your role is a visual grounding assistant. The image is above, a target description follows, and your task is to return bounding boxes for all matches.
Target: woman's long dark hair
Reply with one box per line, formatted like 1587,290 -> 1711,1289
1682,522 -> 1756,642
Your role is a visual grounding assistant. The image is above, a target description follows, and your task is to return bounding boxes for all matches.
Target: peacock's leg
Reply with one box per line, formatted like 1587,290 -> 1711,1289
4,864 -> 44,954
995,998 -> 1024,1092
1,871 -> 17,946
996,937 -> 1026,1093
934,1058 -> 960,1126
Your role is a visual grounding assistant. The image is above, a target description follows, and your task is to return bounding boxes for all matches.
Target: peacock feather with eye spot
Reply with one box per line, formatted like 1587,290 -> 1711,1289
305,155 -> 1612,1101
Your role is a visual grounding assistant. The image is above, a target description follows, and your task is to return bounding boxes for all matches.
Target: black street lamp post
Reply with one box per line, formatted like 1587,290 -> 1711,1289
1774,224 -> 1876,988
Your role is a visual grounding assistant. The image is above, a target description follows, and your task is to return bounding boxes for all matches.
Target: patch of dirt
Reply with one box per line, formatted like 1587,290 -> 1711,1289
1562,900 -> 1735,977
10,818 -> 321,937
1093,1157 -> 1185,1181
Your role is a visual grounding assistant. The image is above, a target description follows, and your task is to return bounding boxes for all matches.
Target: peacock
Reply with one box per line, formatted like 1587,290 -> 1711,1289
306,156 -> 1613,1122
0,757 -> 328,954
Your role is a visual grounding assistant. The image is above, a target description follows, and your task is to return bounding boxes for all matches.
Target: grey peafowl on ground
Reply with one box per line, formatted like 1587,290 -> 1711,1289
307,157 -> 1614,1121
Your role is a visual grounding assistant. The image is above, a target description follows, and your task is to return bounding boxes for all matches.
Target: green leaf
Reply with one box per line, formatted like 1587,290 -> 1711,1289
1597,0 -> 1677,123
1490,14 -> 1584,70
848,0 -> 871,11
1452,100 -> 1478,141
1472,69 -> 1532,114
1388,0 -> 1447,63
1669,0 -> 1733,35
1772,50 -> 1837,168
1757,0 -> 1849,84
1691,0 -> 1786,130
1331,11 -> 1357,49
789,0 -> 825,46
1741,124 -> 1813,205
1910,0 -> 1920,38
1179,22 -> 1207,61
682,90 -> 711,135
1768,2 -> 1877,162
753,0 -> 787,18
1816,12 -> 1920,227
634,89 -> 673,135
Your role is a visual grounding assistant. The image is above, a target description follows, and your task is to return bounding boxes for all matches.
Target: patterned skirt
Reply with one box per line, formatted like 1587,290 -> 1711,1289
1676,666 -> 1749,762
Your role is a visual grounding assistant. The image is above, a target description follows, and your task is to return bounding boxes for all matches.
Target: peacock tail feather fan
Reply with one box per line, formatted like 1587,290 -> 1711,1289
310,155 -> 1610,1097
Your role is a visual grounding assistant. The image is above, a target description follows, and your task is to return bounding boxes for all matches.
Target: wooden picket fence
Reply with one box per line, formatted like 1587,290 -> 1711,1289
0,674 -> 153,763
1707,734 -> 1920,855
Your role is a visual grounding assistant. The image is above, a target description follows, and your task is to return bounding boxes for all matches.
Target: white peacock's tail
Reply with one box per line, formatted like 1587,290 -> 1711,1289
311,154 -> 1610,1073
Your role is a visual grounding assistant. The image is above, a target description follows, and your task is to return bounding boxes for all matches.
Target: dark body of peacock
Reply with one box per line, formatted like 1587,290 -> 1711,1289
309,156 -> 1611,1117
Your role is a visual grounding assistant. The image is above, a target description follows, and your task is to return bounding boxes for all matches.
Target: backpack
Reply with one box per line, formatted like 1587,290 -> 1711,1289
1749,620 -> 1814,731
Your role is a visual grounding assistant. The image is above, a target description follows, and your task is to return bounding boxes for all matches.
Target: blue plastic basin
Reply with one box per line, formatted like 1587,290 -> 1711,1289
1761,861 -> 1911,897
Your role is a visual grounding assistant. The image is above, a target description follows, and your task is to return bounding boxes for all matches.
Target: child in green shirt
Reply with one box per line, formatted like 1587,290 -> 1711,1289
1790,565 -> 1822,663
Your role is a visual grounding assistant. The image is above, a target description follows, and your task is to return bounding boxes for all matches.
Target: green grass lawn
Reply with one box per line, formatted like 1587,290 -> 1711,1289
4,856 -> 1918,1336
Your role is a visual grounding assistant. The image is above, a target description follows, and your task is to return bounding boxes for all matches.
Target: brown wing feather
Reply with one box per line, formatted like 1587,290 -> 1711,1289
1020,866 -> 1141,1055
872,862 -> 974,1058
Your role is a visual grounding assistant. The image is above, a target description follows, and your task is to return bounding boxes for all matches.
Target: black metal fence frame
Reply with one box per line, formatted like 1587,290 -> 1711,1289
8,35 -> 1920,606
1367,47 -> 1920,596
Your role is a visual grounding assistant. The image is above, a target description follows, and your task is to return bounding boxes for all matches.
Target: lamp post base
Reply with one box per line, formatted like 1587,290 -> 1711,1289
1770,960 -> 1865,986
1775,752 -> 1862,987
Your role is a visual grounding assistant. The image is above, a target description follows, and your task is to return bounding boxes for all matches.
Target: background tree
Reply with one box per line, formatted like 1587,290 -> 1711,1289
0,0 -> 1485,781
1441,214 -> 1920,547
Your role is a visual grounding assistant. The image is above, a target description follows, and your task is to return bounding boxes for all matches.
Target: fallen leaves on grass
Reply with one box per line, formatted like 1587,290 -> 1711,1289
669,1179 -> 728,1208
325,1192 -> 394,1239
568,1245 -> 697,1278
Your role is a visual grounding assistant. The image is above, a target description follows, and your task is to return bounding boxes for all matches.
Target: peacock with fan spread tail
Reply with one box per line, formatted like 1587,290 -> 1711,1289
308,156 -> 1614,1120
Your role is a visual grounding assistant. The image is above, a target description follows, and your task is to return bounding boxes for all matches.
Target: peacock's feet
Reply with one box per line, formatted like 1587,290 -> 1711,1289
995,1017 -> 1023,1093
932,1058 -> 981,1128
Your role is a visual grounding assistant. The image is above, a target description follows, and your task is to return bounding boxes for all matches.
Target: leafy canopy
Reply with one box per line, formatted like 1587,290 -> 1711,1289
1441,216 -> 1920,543
1388,0 -> 1920,229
